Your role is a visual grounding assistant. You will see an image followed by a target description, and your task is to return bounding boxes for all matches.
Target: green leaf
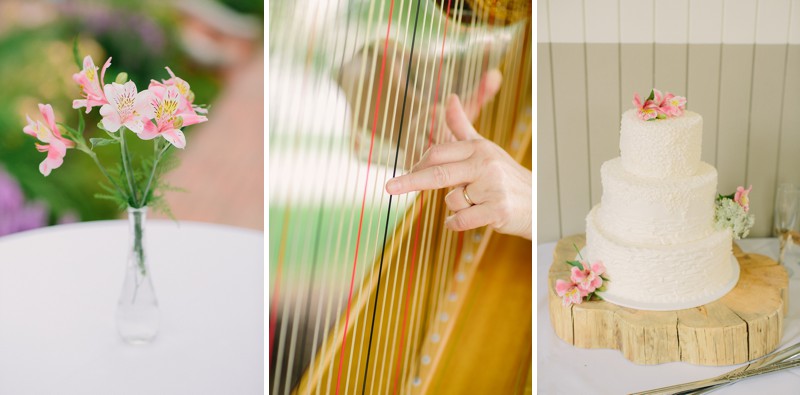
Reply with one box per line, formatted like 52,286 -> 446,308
645,89 -> 655,102
77,109 -> 85,135
90,138 -> 119,149
72,37 -> 81,69
565,260 -> 585,271
572,243 -> 584,260
600,275 -> 610,282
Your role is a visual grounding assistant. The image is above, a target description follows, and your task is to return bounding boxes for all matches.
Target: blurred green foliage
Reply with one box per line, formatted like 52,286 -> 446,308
0,1 -> 236,222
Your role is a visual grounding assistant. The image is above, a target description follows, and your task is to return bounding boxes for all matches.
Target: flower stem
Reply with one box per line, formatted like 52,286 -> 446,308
86,149 -> 128,201
142,140 -> 170,205
119,128 -> 139,207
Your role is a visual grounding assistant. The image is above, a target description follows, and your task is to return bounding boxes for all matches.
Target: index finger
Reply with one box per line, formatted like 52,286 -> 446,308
386,161 -> 475,195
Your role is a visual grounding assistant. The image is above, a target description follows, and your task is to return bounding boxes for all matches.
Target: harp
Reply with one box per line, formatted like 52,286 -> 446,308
269,0 -> 532,393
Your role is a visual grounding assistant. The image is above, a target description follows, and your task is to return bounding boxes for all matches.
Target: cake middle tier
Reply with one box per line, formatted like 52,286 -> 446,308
596,157 -> 717,245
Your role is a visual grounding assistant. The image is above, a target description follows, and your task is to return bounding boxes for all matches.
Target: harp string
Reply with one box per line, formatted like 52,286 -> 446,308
344,0 -> 424,391
393,0 -> 473,390
319,0 -> 386,392
285,2 -> 349,390
360,0 -> 425,392
390,0 -> 456,392
306,0 -> 363,390
334,0 -> 402,393
271,0 -> 317,390
296,0 -> 360,393
373,0 -> 443,392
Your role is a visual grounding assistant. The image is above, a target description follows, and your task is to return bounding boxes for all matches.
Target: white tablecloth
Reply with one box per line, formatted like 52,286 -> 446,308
0,220 -> 264,395
537,238 -> 800,394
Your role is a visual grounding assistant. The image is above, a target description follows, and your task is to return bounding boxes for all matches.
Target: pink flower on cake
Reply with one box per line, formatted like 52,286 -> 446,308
570,261 -> 607,294
633,89 -> 687,120
734,185 -> 752,212
23,104 -> 75,176
659,93 -> 687,117
72,56 -> 112,113
633,92 -> 659,121
556,279 -> 583,307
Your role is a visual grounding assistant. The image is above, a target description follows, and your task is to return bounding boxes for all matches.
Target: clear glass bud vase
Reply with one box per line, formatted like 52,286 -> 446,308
116,206 -> 160,344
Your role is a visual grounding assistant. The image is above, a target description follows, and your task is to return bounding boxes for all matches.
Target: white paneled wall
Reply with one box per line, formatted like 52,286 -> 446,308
538,0 -> 800,243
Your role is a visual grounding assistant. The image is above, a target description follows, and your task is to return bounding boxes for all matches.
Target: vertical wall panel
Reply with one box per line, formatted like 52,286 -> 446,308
619,45 -> 654,117
790,0 -> 800,44
620,0 -> 655,43
686,45 -> 722,165
755,0 -> 792,43
654,45 -> 688,94
537,44 -> 561,243
715,45 -> 754,194
689,0 -> 724,43
548,0 -> 584,43
586,44 -> 621,206
551,44 -> 591,236
777,46 -> 800,187
584,0 -> 619,43
722,0 -> 758,44
538,0 -> 550,42
745,46 -> 788,236
655,0 -> 689,43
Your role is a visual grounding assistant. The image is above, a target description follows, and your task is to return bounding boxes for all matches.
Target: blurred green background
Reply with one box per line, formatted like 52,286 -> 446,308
0,0 -> 263,229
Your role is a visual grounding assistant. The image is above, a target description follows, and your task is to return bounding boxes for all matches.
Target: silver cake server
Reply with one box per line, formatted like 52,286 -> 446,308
630,341 -> 800,395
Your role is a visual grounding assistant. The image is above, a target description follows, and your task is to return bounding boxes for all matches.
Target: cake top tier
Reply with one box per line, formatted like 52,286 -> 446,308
619,109 -> 703,179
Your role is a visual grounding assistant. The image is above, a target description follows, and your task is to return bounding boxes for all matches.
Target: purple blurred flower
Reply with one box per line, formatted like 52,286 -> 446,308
0,168 -> 51,237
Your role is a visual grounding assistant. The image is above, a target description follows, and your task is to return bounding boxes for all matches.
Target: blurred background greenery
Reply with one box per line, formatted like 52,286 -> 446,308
0,0 -> 263,233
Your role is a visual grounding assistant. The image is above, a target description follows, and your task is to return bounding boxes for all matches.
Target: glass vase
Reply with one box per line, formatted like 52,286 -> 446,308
115,206 -> 160,344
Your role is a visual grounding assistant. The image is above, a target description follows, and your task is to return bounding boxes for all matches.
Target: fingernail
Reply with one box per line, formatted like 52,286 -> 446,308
444,215 -> 455,224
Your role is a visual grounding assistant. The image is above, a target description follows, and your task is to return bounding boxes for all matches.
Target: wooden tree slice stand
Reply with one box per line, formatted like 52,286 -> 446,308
548,234 -> 789,366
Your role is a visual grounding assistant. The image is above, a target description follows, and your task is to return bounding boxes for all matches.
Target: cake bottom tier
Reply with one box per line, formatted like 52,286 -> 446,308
586,206 -> 739,310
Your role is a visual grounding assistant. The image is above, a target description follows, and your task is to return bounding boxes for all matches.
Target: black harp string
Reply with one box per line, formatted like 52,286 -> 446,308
330,0 -> 392,390
340,0 -> 409,392
346,0 -> 418,390
361,0 -> 424,392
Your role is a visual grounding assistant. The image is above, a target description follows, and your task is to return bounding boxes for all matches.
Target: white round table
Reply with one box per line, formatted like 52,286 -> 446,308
0,220 -> 264,395
537,238 -> 800,394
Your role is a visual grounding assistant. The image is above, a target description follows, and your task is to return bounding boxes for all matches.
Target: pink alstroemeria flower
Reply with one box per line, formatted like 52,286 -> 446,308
99,81 -> 155,134
633,92 -> 659,121
72,56 -> 112,113
734,185 -> 753,212
570,260 -> 607,295
149,68 -> 208,124
659,93 -> 687,117
137,86 -> 207,149
555,279 -> 583,307
23,104 -> 75,176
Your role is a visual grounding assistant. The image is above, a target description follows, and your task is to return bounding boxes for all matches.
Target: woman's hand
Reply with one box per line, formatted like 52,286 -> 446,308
385,94 -> 532,240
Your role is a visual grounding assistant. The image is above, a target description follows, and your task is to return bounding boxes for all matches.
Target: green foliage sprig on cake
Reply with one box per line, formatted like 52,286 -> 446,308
715,185 -> 755,239
632,88 -> 687,121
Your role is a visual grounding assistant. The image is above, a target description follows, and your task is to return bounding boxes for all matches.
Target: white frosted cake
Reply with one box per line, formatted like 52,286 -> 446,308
585,109 -> 739,310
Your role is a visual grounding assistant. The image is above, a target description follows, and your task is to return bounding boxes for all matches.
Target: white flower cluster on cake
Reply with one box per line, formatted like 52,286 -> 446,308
714,186 -> 755,239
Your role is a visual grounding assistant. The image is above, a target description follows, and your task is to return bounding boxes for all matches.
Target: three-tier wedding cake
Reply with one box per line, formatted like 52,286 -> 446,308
585,105 -> 740,310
